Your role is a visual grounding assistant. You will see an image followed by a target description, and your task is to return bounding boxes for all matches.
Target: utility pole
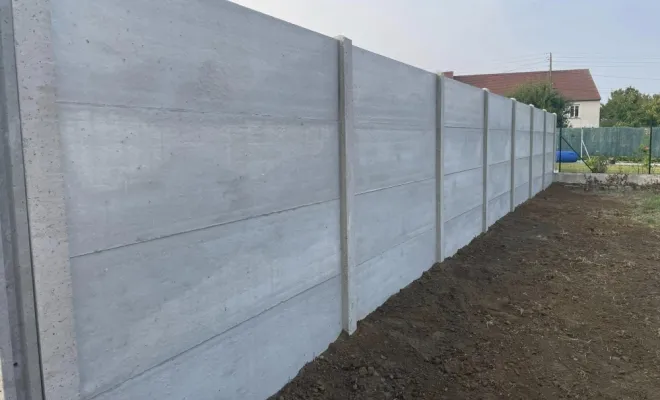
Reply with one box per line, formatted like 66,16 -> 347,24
549,52 -> 553,85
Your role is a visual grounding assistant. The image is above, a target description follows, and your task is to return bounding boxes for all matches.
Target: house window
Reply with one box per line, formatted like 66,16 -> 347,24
569,104 -> 580,118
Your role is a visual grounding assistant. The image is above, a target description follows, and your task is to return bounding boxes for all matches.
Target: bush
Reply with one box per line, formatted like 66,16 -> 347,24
586,155 -> 609,173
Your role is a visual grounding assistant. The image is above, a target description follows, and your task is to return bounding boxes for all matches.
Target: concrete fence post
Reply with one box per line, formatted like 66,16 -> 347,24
528,104 -> 535,198
542,110 -> 547,189
482,89 -> 490,232
510,99 -> 517,212
552,116 -> 557,183
10,0 -> 81,398
435,74 -> 446,262
337,36 -> 357,335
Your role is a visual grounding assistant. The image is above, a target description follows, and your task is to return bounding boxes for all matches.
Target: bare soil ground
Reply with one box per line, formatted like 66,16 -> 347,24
273,184 -> 660,400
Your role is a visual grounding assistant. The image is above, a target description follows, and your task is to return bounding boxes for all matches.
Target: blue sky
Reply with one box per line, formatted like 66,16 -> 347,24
230,0 -> 660,103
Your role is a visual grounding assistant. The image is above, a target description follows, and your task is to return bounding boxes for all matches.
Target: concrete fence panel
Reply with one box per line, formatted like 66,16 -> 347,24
53,0 -> 342,398
442,79 -> 485,258
352,47 -> 436,321
513,102 -> 532,207
486,93 -> 513,227
0,1 -> 555,399
531,108 -> 545,195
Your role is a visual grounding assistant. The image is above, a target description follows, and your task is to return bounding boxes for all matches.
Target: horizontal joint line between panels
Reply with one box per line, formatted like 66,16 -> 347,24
354,226 -> 434,270
356,177 -> 434,196
444,165 -> 482,177
71,197 -> 340,259
489,190 -> 511,202
85,273 -> 340,400
443,203 -> 482,224
57,100 -> 339,124
488,159 -> 513,167
444,124 -> 484,130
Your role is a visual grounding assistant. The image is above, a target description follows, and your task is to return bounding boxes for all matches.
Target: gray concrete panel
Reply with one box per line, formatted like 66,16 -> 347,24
71,200 -> 340,396
515,102 -> 531,131
354,180 -> 434,266
545,150 -> 554,175
545,112 -> 554,132
488,129 -> 512,165
544,173 -> 553,188
444,206 -> 482,258
353,47 -> 435,129
59,104 -> 339,256
533,109 -> 545,134
533,131 -> 544,156
443,167 -> 483,222
352,47 -> 435,193
488,161 -> 511,200
355,125 -> 434,194
443,127 -> 483,176
52,0 -> 338,120
354,229 -> 434,321
532,154 -> 544,178
532,177 -> 543,195
487,192 -> 511,227
515,129 -> 531,158
444,79 -> 484,129
514,156 -> 531,187
514,184 -> 529,207
487,93 -> 513,131
93,277 -> 342,400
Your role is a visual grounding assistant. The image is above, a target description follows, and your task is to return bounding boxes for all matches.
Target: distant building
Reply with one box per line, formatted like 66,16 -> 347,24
444,69 -> 601,128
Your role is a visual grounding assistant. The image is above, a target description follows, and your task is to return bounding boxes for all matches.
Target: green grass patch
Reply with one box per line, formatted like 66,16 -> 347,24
633,193 -> 660,227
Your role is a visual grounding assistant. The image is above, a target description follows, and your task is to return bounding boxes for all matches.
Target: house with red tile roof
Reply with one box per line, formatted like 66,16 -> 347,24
444,69 -> 601,127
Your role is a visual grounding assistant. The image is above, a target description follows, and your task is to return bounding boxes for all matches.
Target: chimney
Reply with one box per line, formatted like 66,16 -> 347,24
442,71 -> 454,79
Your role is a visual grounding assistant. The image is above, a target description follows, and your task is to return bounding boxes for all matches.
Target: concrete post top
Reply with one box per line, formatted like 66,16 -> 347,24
335,35 -> 351,42
483,88 -> 489,92
511,98 -> 516,101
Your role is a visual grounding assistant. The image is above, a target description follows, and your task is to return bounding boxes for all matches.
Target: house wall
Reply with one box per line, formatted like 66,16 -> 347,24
1,1 -> 556,399
568,100 -> 600,128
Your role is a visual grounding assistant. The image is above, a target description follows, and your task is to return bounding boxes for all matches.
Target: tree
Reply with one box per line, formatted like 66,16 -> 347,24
600,87 -> 650,127
506,81 -> 571,127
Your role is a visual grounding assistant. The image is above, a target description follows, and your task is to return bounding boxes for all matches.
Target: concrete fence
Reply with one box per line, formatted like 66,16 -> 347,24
0,1 -> 556,399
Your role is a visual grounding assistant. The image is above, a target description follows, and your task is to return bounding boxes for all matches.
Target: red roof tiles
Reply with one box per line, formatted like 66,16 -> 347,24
453,69 -> 601,101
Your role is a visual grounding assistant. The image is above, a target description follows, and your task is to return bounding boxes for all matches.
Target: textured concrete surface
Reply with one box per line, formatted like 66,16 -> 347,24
11,0 -> 80,398
487,93 -> 513,226
52,0 -> 342,397
354,229 -> 434,321
352,47 -> 435,319
513,103 -> 532,207
53,1 -> 340,256
338,36 -> 357,334
93,277 -> 342,400
443,80 -> 485,258
531,109 -> 545,196
353,47 -> 435,193
72,201 -> 340,396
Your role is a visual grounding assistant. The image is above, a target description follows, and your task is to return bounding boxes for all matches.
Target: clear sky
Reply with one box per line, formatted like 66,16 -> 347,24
230,0 -> 660,103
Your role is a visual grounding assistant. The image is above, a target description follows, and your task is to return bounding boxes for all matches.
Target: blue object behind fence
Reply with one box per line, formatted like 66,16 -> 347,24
556,150 -> 578,163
